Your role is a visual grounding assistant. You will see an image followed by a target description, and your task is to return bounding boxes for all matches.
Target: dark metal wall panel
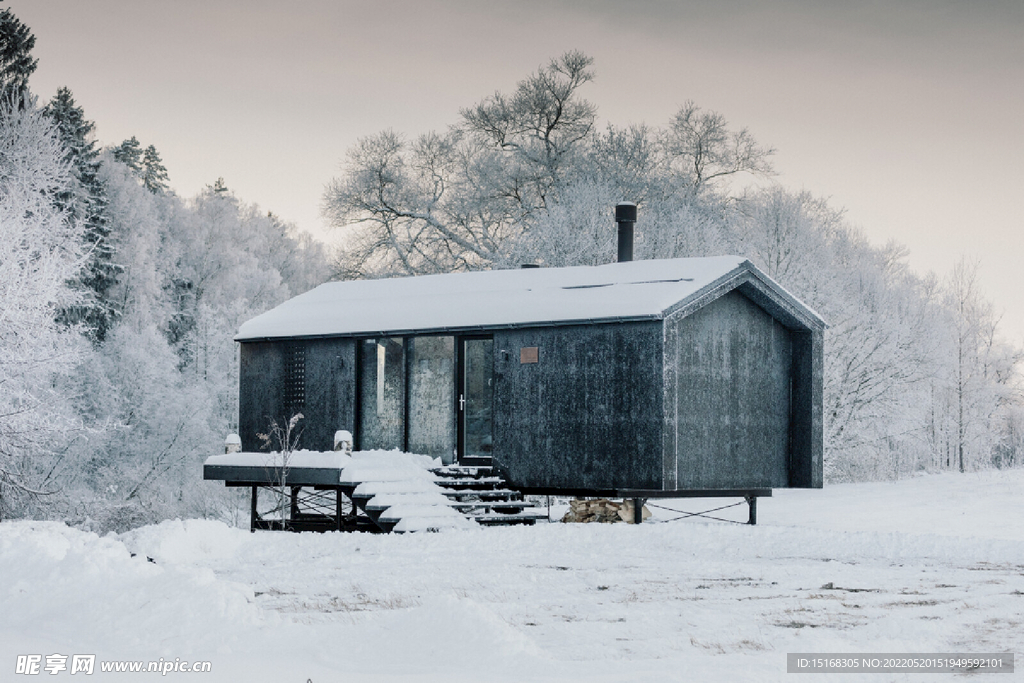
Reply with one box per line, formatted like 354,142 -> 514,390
662,314 -> 680,491
664,290 -> 793,489
302,338 -> 357,452
492,322 -> 663,491
238,342 -> 285,452
238,339 -> 356,453
789,329 -> 824,487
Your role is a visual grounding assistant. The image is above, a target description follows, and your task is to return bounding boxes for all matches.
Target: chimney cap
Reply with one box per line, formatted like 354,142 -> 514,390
615,202 -> 637,223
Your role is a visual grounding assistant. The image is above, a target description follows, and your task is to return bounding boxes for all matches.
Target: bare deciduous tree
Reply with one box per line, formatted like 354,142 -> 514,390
323,51 -> 598,278
663,100 -> 776,194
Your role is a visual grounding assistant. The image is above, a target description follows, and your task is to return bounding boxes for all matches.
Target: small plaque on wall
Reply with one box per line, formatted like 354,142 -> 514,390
520,346 -> 539,364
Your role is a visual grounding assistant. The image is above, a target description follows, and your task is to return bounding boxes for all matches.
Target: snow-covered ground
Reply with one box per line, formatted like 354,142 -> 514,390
3,470 -> 1023,682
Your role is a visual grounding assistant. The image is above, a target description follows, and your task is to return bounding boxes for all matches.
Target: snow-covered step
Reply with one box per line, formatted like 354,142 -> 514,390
340,466 -> 435,485
449,499 -> 541,510
365,491 -> 454,511
377,504 -> 476,533
354,479 -> 441,496
474,509 -> 551,525
432,465 -> 495,478
431,459 -> 545,527
339,451 -> 482,533
440,488 -> 525,500
432,476 -> 506,489
378,504 -> 472,523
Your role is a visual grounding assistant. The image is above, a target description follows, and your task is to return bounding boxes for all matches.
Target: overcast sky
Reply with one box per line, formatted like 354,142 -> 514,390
12,0 -> 1024,340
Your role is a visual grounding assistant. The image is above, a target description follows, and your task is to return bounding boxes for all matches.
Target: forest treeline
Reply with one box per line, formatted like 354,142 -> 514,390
0,8 -> 330,528
0,7 -> 1019,531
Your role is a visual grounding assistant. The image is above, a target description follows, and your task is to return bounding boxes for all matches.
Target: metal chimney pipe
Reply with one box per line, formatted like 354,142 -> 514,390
615,202 -> 636,262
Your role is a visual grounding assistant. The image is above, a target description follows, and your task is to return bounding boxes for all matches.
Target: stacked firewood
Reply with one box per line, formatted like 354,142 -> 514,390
561,498 -> 651,524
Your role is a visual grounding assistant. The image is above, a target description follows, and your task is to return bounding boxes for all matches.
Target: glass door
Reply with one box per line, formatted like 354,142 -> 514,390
458,337 -> 493,461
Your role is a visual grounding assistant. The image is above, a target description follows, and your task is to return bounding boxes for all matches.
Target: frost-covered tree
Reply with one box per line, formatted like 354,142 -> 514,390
324,51 -> 599,277
662,101 -> 775,196
0,6 -> 334,525
111,136 -> 143,174
0,6 -> 36,104
64,157 -> 331,529
324,52 -> 777,279
44,87 -> 120,341
110,136 -> 169,194
141,144 -> 169,193
66,324 -> 222,530
97,150 -> 170,329
937,259 -> 1022,473
0,95 -> 85,515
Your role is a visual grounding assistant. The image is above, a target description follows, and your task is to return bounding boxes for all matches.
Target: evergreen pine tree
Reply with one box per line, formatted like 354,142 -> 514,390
43,87 -> 120,341
141,144 -> 169,193
0,7 -> 37,105
111,136 -> 143,174
111,137 -> 169,194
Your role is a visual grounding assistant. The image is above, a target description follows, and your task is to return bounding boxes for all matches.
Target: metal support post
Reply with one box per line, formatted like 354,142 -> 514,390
746,496 -> 757,525
250,485 -> 258,533
290,486 -> 300,527
633,497 -> 643,524
336,489 -> 343,531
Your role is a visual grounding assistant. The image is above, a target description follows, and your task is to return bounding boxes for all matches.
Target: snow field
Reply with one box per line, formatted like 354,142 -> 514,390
2,470 -> 1023,682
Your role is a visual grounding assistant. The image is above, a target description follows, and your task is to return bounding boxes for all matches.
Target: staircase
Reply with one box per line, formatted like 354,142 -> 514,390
338,453 -> 548,533
431,455 -> 549,526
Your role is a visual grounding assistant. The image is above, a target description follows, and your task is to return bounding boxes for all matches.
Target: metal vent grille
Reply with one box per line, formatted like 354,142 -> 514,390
283,344 -> 306,415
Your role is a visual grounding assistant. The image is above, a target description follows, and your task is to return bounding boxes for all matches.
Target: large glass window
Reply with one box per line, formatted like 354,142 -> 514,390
355,334 -> 493,463
358,338 -> 405,450
461,338 -> 494,457
407,336 -> 456,463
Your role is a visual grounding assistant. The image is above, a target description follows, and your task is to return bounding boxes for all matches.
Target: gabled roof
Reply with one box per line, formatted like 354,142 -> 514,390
235,256 -> 825,341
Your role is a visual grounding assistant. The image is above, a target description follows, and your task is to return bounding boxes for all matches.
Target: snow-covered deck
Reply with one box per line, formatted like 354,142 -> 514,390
204,450 -> 352,486
204,449 -> 477,532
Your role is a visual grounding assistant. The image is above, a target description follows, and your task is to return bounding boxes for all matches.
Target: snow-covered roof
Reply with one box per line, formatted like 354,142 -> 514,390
235,256 -> 824,341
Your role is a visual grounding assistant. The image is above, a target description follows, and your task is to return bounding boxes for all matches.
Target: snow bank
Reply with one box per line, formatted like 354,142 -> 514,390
0,521 -> 263,667
120,519 -> 249,565
5,470 -> 1024,682
761,468 -> 1024,542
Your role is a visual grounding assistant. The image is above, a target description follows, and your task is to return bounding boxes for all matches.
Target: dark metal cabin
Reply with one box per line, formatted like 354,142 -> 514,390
233,254 -> 825,500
